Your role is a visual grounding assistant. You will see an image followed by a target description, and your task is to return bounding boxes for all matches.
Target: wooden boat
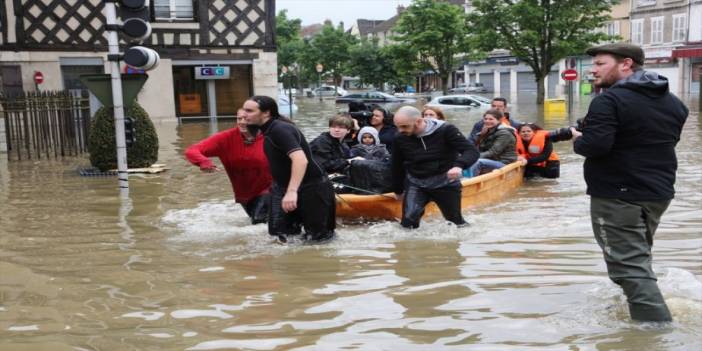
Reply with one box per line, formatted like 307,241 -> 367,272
335,162 -> 524,220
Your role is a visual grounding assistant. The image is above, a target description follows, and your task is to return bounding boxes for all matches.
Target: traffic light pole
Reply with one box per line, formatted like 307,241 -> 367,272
105,2 -> 129,192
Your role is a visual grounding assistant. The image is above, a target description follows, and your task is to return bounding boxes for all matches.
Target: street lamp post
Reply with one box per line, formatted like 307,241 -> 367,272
316,63 -> 324,102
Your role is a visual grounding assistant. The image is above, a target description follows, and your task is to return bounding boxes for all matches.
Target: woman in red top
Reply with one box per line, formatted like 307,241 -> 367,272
185,109 -> 272,224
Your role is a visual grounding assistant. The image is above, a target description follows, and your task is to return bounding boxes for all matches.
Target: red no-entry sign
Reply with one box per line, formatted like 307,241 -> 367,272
561,69 -> 578,81
34,71 -> 44,84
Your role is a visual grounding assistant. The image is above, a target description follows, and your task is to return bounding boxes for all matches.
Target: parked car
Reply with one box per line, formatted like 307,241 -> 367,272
312,85 -> 348,97
449,82 -> 488,93
424,95 -> 491,110
336,91 -> 416,104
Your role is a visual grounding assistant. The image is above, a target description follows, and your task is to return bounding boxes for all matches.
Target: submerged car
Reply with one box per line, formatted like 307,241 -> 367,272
424,95 -> 491,110
312,85 -> 348,97
336,91 -> 416,104
449,82 -> 488,93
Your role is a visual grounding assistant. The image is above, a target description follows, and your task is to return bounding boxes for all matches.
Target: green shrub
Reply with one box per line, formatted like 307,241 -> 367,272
88,102 -> 159,171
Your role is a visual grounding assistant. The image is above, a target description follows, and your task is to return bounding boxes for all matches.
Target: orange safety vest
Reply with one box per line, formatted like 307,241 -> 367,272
516,130 -> 559,167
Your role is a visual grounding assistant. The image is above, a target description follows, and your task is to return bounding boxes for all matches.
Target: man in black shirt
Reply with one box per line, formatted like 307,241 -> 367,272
392,106 -> 479,228
243,95 -> 335,243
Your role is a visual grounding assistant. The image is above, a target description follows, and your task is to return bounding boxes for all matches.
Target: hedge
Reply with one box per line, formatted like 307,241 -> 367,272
88,102 -> 159,171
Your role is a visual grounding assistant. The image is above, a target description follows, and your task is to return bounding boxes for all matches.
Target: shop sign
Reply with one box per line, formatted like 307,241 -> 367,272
466,56 -> 519,66
194,66 -> 230,80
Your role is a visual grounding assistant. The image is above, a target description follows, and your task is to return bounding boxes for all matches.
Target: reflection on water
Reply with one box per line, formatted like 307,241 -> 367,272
0,94 -> 700,350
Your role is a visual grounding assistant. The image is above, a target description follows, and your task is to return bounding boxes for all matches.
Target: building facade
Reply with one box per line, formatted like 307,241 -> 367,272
671,0 -> 701,93
0,0 -> 278,119
630,0 -> 689,95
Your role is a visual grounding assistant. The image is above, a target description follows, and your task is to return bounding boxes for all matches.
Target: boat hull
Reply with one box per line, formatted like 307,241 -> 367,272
335,162 -> 524,220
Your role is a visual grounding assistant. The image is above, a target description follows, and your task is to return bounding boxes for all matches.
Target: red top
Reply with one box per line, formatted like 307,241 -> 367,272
185,128 -> 271,204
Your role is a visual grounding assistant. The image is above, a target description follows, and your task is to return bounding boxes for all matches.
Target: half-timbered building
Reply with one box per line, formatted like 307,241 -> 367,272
0,0 -> 277,119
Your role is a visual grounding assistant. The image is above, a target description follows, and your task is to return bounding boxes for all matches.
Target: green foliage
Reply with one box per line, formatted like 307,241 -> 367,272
382,44 -> 422,89
276,10 -> 304,80
469,0 -> 618,103
297,39 -> 324,86
393,0 -> 475,93
347,38 -> 396,89
276,10 -> 302,43
310,23 -> 358,87
88,102 -> 159,171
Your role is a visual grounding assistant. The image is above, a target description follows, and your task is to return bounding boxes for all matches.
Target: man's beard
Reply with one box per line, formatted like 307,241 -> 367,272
595,71 -> 618,88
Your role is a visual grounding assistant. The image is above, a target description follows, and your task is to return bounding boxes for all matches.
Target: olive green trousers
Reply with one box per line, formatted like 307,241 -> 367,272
590,196 -> 673,322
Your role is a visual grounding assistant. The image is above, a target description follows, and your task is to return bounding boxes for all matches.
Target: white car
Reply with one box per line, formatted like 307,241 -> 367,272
424,94 -> 492,110
312,85 -> 348,97
449,82 -> 488,93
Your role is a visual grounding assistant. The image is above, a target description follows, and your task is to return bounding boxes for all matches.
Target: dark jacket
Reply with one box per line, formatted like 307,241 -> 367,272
378,124 -> 398,153
310,132 -> 351,174
350,144 -> 390,161
391,120 -> 479,193
574,70 -> 688,200
476,124 -> 518,164
350,126 -> 390,161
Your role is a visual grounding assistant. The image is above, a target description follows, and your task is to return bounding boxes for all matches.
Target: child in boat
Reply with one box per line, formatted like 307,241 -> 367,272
346,126 -> 393,194
349,126 -> 390,162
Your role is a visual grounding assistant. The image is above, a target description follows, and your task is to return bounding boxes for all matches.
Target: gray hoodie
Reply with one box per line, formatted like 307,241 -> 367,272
612,70 -> 669,98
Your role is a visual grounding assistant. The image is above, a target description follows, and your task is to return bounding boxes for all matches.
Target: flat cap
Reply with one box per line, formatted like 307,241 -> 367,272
586,42 -> 644,65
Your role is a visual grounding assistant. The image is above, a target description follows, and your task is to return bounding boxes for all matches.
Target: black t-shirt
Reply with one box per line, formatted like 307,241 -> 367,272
260,118 -> 325,187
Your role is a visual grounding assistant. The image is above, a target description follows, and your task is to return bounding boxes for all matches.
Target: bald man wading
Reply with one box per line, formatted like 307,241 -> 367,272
391,106 -> 479,228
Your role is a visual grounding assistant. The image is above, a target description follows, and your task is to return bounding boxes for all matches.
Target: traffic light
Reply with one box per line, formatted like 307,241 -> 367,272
118,0 -> 151,42
124,116 -> 136,147
124,46 -> 160,70
114,0 -> 160,71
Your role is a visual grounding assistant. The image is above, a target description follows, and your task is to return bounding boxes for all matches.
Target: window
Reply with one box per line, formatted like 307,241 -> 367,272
673,14 -> 687,42
631,19 -> 643,44
636,0 -> 656,7
651,16 -> 664,44
606,21 -> 620,36
154,0 -> 194,20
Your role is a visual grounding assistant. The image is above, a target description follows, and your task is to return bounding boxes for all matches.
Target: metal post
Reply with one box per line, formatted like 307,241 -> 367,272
207,80 -> 217,134
568,80 -> 575,120
318,73 -> 322,102
287,74 -> 293,118
105,2 -> 129,192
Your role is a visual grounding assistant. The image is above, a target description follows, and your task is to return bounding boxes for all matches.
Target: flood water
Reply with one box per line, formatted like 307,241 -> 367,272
1,93 -> 700,350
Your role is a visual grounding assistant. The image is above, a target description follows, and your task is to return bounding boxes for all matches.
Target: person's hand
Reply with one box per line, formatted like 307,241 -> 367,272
392,192 -> 404,201
200,165 -> 219,173
282,190 -> 298,213
480,125 -> 490,135
570,127 -> 582,140
518,156 -> 528,165
447,166 -> 463,180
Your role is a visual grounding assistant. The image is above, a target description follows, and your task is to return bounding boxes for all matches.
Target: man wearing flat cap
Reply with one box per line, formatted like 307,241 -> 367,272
570,43 -> 688,322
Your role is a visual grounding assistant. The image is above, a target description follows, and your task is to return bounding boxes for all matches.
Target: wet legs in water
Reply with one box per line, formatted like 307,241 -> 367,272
590,196 -> 672,322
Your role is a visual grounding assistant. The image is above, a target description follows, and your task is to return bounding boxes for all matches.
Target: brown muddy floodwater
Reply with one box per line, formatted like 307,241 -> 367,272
1,94 -> 700,351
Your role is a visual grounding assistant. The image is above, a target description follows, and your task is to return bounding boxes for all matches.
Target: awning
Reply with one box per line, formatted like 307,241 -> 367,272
672,47 -> 702,58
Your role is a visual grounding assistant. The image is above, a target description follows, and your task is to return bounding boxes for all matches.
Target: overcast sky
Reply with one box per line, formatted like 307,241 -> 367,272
276,0 -> 414,27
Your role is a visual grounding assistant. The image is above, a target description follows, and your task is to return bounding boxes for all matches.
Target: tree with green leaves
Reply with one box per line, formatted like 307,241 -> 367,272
347,38 -> 395,89
393,0 -> 474,94
382,44 -> 422,90
469,0 -> 617,104
310,23 -> 358,92
276,10 -> 303,87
